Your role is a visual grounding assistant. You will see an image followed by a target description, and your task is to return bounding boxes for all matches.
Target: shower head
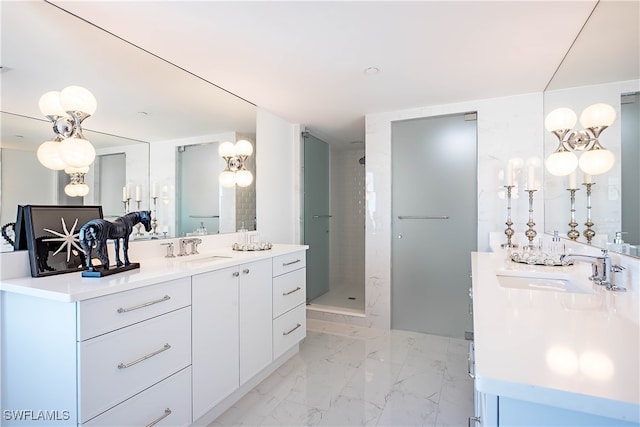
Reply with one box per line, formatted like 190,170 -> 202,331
359,156 -> 365,166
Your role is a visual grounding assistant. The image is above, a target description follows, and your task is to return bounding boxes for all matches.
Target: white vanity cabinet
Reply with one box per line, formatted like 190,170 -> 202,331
1,277 -> 192,427
271,251 -> 306,360
191,259 -> 273,421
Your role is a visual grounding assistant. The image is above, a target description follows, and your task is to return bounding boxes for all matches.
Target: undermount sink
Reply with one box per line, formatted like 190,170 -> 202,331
495,270 -> 595,294
180,255 -> 232,264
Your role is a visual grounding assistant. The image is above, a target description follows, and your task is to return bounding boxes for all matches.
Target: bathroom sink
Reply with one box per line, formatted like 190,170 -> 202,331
180,255 -> 232,264
495,270 -> 595,294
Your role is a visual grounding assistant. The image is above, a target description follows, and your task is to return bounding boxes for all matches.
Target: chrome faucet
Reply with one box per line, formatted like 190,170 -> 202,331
560,249 -> 626,291
177,238 -> 202,256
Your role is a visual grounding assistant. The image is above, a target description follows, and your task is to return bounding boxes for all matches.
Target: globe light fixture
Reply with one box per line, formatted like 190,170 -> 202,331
544,104 -> 616,176
218,139 -> 254,188
37,86 -> 97,197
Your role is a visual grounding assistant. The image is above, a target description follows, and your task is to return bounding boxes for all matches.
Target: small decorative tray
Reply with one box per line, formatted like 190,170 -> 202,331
232,241 -> 273,251
509,251 -> 572,267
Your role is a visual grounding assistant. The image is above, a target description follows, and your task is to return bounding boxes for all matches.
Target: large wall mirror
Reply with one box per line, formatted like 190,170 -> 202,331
543,0 -> 639,258
1,1 -> 256,251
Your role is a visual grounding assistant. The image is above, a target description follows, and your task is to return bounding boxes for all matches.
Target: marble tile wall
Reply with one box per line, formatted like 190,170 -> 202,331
329,148 -> 366,292
309,93 -> 546,329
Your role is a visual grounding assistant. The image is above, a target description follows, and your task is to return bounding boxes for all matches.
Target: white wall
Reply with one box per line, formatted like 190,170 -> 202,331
308,92 -> 544,329
256,108 -> 301,244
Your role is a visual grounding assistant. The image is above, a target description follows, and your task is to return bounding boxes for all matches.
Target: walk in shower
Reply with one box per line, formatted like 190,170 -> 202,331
303,133 -> 365,316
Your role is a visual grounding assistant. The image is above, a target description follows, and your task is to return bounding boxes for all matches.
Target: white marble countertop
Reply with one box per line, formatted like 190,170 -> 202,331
472,251 -> 639,422
0,244 -> 307,303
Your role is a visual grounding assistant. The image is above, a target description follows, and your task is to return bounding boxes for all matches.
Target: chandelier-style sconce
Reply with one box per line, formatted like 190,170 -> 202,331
36,86 -> 97,197
545,103 -> 616,177
218,139 -> 253,188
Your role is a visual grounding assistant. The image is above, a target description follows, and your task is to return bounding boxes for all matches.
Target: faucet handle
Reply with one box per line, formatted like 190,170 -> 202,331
160,242 -> 175,258
606,264 -> 627,292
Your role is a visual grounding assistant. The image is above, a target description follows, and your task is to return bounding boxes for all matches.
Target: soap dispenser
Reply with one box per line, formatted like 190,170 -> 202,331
548,230 -> 564,264
607,232 -> 630,254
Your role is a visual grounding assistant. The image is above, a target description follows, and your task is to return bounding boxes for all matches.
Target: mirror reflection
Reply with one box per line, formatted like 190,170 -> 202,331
1,1 -> 257,251
543,0 -> 639,257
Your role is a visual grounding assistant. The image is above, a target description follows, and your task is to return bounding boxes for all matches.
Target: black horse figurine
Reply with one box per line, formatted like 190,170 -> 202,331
79,211 -> 152,272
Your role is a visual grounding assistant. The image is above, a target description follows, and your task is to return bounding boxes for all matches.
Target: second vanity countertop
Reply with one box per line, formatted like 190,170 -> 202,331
472,251 -> 639,422
0,244 -> 308,303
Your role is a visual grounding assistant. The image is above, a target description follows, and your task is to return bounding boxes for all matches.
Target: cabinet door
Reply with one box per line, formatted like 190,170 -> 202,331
239,259 -> 273,385
192,268 -> 239,420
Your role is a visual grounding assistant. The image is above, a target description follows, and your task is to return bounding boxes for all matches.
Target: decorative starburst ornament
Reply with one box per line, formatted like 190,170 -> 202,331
43,217 -> 83,262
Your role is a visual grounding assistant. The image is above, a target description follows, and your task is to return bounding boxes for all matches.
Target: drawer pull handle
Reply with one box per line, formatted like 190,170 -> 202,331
233,271 -> 240,277
146,408 -> 172,427
117,295 -> 171,313
283,286 -> 302,296
283,259 -> 301,267
283,323 -> 302,336
243,268 -> 250,274
118,343 -> 171,369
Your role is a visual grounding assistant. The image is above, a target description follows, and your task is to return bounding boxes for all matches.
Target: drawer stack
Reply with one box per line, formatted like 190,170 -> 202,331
76,277 -> 192,426
272,251 -> 307,359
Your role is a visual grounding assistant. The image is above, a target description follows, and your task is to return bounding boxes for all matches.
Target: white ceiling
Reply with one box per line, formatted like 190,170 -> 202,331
3,1 -> 638,149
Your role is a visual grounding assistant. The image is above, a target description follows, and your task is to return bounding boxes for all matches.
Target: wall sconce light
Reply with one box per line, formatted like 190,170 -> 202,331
218,139 -> 253,188
36,86 -> 97,197
545,103 -> 616,176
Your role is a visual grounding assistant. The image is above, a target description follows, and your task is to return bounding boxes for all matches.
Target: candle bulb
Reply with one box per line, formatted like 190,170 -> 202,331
135,185 -> 141,202
583,173 -> 592,184
506,161 -> 514,186
152,182 -> 158,198
568,170 -> 577,189
122,186 -> 127,202
126,183 -> 131,199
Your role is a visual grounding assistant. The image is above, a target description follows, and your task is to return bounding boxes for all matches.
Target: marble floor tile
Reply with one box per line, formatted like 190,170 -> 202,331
212,319 -> 474,426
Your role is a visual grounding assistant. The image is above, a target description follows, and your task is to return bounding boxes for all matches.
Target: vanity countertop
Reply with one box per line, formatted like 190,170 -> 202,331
0,244 -> 308,303
472,251 -> 639,422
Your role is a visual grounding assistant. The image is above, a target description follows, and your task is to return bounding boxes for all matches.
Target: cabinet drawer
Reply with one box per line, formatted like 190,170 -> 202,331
78,307 -> 191,423
273,268 -> 306,318
83,367 -> 192,426
78,277 -> 191,341
273,251 -> 306,277
273,303 -> 306,360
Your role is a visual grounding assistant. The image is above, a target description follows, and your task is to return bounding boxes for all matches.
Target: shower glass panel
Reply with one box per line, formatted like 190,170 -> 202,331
176,143 -> 220,236
304,134 -> 330,302
97,153 -> 126,220
391,113 -> 477,338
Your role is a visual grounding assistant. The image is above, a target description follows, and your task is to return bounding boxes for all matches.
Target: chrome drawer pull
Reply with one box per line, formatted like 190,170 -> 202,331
283,286 -> 302,296
243,268 -> 250,274
146,408 -> 172,427
117,295 -> 171,313
283,323 -> 302,336
233,271 -> 240,277
283,259 -> 301,267
118,343 -> 171,369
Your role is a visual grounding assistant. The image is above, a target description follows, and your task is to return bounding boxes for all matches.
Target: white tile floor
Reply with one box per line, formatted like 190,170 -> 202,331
211,319 -> 474,426
307,283 -> 366,315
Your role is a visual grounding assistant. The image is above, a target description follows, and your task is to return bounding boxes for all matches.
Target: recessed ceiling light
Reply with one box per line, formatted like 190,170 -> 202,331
364,67 -> 380,75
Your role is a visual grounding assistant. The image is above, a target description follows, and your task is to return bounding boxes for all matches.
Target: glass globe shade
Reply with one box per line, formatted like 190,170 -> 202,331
236,170 -> 253,187
38,91 -> 66,118
235,139 -> 253,157
545,151 -> 578,176
218,141 -> 236,158
64,183 -> 80,197
580,103 -> 616,129
59,137 -> 96,168
578,148 -> 615,175
545,108 -> 577,132
37,140 -> 67,170
219,170 -> 236,188
60,86 -> 97,115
